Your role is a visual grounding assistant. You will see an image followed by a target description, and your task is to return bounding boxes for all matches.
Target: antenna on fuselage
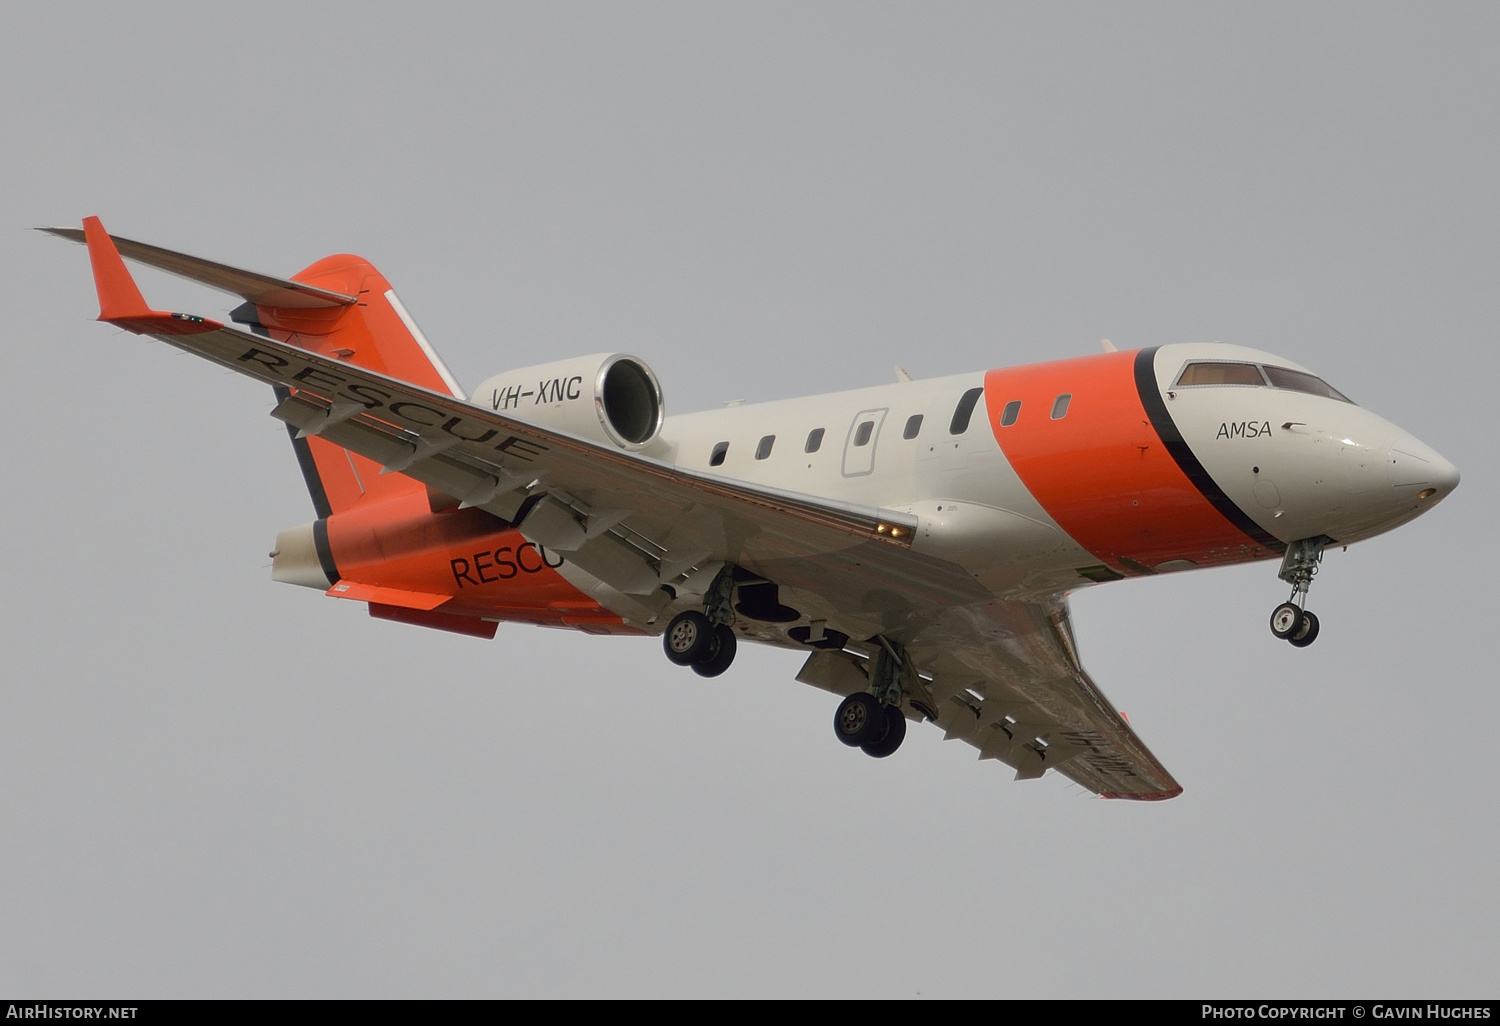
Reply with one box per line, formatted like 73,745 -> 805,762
1100,339 -> 1117,352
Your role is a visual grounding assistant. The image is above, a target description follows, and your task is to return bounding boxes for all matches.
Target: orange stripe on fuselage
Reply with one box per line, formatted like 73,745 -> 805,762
984,351 -> 1274,574
324,491 -> 628,630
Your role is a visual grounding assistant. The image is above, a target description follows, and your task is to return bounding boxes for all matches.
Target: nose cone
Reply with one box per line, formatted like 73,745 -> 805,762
1388,435 -> 1460,502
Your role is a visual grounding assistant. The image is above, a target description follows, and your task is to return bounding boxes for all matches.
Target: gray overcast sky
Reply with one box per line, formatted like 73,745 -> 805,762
2,2 -> 1495,998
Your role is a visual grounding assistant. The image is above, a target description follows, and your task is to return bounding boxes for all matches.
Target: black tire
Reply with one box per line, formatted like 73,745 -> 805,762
833,693 -> 886,747
663,610 -> 714,665
1269,602 -> 1305,639
861,705 -> 908,758
692,625 -> 738,677
1289,610 -> 1320,648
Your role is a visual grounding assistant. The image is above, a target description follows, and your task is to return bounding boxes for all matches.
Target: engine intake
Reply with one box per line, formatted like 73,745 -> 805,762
472,353 -> 664,450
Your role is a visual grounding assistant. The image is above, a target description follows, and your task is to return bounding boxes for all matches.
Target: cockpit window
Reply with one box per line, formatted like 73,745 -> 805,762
1175,362 -> 1267,387
1262,366 -> 1353,404
1173,360 -> 1355,404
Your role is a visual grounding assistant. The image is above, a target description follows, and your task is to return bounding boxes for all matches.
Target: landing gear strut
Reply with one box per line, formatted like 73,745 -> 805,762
1269,537 -> 1326,647
662,566 -> 739,676
832,639 -> 911,758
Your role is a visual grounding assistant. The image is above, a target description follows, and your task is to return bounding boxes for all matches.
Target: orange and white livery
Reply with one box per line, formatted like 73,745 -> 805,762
47,218 -> 1459,799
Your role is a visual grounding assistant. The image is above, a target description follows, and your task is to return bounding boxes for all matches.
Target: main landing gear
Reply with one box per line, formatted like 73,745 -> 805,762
662,566 -> 738,677
833,640 -> 909,758
1268,537 -> 1326,648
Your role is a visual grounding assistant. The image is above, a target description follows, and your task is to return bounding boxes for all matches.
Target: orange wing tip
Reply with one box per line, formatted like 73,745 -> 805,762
78,217 -> 224,335
82,216 -> 153,322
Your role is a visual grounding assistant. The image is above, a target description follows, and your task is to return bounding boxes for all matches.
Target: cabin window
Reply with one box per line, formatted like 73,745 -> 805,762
1262,366 -> 1353,404
710,441 -> 728,467
805,428 -> 825,453
1000,400 -> 1021,426
1051,393 -> 1072,419
903,414 -> 923,439
949,387 -> 984,435
1175,362 -> 1267,387
755,434 -> 775,460
853,420 -> 875,446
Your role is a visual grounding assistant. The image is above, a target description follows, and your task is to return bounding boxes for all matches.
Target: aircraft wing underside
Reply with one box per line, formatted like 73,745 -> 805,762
107,309 -> 1178,798
800,597 -> 1182,798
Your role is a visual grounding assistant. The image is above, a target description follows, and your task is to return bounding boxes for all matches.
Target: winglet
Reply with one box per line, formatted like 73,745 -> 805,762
82,216 -> 153,322
73,217 -> 220,336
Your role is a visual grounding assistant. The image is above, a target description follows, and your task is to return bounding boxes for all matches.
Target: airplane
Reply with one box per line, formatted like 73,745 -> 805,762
44,217 -> 1460,799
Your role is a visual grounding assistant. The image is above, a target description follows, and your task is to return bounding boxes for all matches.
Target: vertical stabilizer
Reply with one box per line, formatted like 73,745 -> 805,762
241,256 -> 464,517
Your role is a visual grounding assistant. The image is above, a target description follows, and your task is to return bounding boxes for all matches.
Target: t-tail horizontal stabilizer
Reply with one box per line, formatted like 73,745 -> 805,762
39,223 -> 356,310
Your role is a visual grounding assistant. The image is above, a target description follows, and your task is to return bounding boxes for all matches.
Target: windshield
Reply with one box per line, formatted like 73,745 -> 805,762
1261,365 -> 1353,403
1174,360 -> 1354,404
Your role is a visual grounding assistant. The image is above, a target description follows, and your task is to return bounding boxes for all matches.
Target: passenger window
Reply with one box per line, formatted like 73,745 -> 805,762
903,414 -> 923,439
805,428 -> 825,453
1051,393 -> 1072,419
1262,366 -> 1353,404
1000,400 -> 1021,426
710,441 -> 728,467
1175,362 -> 1266,387
949,387 -> 984,435
755,434 -> 775,460
853,421 -> 874,446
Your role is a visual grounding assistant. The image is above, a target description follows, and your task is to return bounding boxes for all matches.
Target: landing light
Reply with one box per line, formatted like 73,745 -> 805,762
1417,488 -> 1437,499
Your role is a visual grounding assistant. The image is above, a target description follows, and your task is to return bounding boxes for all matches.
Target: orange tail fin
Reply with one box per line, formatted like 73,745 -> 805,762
48,220 -> 462,519
243,255 -> 466,517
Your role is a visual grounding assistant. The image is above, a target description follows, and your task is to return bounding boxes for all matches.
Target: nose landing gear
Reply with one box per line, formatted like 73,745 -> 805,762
1269,537 -> 1327,647
1270,603 -> 1320,647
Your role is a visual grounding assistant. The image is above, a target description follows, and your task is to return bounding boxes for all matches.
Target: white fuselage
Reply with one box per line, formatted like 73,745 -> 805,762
634,342 -> 1457,598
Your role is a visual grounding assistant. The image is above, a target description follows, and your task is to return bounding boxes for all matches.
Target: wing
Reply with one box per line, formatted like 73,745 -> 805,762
63,219 -> 1180,799
798,597 -> 1182,799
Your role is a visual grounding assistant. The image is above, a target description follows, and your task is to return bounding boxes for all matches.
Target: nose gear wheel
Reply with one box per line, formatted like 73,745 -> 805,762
1269,537 -> 1328,647
1288,610 -> 1320,647
1270,602 -> 1304,639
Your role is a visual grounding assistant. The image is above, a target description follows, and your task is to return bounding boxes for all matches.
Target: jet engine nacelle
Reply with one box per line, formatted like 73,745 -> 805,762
472,353 -> 664,451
